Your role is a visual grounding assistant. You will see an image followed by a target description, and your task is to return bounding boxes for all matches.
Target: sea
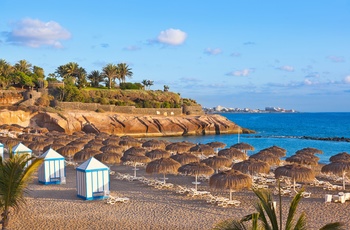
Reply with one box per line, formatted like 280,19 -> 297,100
156,112 -> 350,164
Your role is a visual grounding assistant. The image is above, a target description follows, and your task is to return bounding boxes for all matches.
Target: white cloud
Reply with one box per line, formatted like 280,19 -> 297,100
204,48 -> 222,55
304,79 -> 313,85
343,75 -> 350,84
230,52 -> 241,57
277,65 -> 294,72
123,45 -> 141,51
157,28 -> 187,45
327,55 -> 345,63
227,68 -> 252,77
7,18 -> 71,48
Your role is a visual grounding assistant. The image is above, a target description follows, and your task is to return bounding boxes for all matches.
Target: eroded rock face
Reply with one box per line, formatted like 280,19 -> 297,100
0,109 -> 253,137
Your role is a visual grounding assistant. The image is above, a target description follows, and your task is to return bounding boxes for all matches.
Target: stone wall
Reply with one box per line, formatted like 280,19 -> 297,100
53,101 -> 185,116
183,105 -> 205,115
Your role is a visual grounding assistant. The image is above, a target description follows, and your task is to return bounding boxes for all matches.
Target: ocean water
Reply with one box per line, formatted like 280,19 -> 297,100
157,112 -> 350,164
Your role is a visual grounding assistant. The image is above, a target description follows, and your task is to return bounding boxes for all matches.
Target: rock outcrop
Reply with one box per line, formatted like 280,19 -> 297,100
0,109 -> 253,137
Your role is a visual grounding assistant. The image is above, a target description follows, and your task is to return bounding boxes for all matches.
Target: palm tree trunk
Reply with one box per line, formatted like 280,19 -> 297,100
1,209 -> 10,230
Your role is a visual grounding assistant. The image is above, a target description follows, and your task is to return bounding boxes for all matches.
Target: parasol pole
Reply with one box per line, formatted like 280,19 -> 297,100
163,173 -> 166,184
195,174 -> 198,191
229,189 -> 233,201
343,171 -> 346,190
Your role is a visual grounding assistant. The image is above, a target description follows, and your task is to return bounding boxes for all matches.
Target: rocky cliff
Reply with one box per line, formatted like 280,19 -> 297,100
0,109 -> 253,137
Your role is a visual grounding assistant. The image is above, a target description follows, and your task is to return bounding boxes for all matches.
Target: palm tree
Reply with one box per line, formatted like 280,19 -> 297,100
116,63 -> 133,84
0,153 -> 44,229
213,187 -> 344,230
14,60 -> 32,75
102,63 -> 118,89
0,59 -> 14,88
88,70 -> 104,87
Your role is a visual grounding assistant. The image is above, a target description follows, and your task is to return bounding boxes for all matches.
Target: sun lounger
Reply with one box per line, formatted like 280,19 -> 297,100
325,194 -> 332,203
218,199 -> 241,207
106,195 -> 130,204
301,191 -> 311,198
188,188 -> 210,197
176,185 -> 191,194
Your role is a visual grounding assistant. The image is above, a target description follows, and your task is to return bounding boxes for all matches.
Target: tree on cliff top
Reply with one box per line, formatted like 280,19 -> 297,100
116,63 -> 133,84
102,63 -> 118,89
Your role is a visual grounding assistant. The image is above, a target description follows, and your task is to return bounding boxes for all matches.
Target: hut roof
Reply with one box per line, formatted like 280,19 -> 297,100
12,142 -> 32,153
77,157 -> 108,171
40,148 -> 65,160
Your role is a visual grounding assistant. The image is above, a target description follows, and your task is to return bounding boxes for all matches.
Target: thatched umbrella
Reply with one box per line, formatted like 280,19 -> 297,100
178,162 -> 214,191
218,148 -> 247,161
232,158 -> 270,175
259,146 -> 286,158
274,164 -> 315,191
121,153 -> 151,178
209,169 -> 252,201
249,151 -> 281,166
189,144 -> 215,156
102,137 -> 121,146
100,145 -> 124,154
201,156 -> 231,173
53,138 -> 72,146
123,147 -> 147,156
57,146 -> 80,160
207,141 -> 226,153
84,142 -> 105,151
296,147 -> 323,155
119,137 -> 142,148
146,158 -> 181,183
231,142 -> 255,154
142,140 -> 166,150
170,153 -> 200,165
166,142 -> 193,154
28,142 -> 49,156
146,149 -> 171,160
285,154 -> 319,166
94,152 -> 122,165
43,143 -> 65,152
329,152 -> 350,163
5,138 -> 21,149
321,161 -> 350,190
74,149 -> 101,162
69,140 -> 89,150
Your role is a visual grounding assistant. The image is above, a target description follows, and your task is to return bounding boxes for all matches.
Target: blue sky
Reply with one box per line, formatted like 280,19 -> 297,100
1,1 -> 350,112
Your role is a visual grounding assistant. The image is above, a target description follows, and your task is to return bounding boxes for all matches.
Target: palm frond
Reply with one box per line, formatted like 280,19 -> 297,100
213,218 -> 248,230
292,212 -> 307,230
319,222 -> 345,230
285,190 -> 304,230
253,189 -> 278,230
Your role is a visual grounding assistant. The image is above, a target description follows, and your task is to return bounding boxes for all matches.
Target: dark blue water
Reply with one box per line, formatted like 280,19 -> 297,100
157,113 -> 350,164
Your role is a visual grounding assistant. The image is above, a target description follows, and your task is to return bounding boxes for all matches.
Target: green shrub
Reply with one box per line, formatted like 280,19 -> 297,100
120,82 -> 143,90
96,108 -> 105,113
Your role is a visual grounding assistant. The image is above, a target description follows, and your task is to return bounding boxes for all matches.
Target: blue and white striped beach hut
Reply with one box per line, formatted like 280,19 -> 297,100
11,142 -> 32,167
76,157 -> 110,200
38,148 -> 66,185
0,142 -> 3,160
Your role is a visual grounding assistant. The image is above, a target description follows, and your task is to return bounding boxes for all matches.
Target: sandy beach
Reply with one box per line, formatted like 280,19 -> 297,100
7,162 -> 350,230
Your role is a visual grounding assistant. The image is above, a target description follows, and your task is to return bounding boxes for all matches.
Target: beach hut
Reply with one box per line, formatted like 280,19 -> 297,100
38,148 -> 66,185
76,157 -> 110,200
0,142 -> 3,160
11,142 -> 32,167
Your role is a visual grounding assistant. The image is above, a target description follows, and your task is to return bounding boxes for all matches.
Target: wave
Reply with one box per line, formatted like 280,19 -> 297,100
247,135 -> 350,142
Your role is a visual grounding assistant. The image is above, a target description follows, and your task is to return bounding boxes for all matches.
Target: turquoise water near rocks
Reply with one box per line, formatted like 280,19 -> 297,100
157,113 -> 350,164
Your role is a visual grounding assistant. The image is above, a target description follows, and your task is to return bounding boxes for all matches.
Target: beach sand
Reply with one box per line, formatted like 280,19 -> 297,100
7,163 -> 350,230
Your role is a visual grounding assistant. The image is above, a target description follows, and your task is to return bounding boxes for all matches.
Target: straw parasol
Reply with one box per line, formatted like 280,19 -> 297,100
249,151 -> 281,166
232,158 -> 270,175
230,142 -> 255,154
285,154 -> 319,166
146,158 -> 181,183
119,136 -> 142,148
142,140 -> 166,150
145,149 -> 171,160
123,147 -> 147,156
218,148 -> 247,161
296,147 -> 323,155
321,161 -> 350,190
102,137 -> 121,146
84,142 -> 105,151
100,145 -> 124,154
43,143 -> 65,152
170,153 -> 200,165
57,146 -> 80,159
178,162 -> 214,191
259,146 -> 286,158
121,153 -> 151,178
28,142 -> 49,155
201,156 -> 231,173
189,144 -> 215,156
165,142 -> 193,153
94,152 -> 122,165
207,141 -> 226,153
209,169 -> 252,201
329,152 -> 350,163
274,164 -> 315,191
74,149 -> 101,162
